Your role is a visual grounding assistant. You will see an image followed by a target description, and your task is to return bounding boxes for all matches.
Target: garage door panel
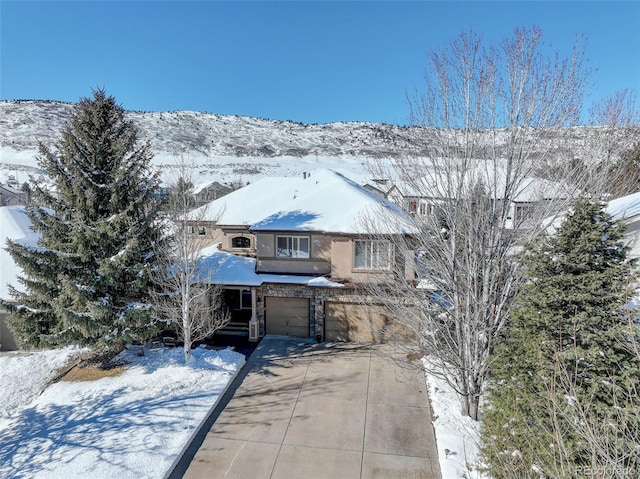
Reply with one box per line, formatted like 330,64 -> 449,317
266,297 -> 310,338
324,303 -> 387,343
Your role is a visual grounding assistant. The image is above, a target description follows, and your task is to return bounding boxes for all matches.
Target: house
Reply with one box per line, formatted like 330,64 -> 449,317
151,184 -> 172,201
192,180 -> 232,207
386,164 -> 569,230
604,191 -> 640,259
0,205 -> 39,351
362,178 -> 392,198
0,183 -> 27,206
0,171 -> 417,348
188,169 -> 417,342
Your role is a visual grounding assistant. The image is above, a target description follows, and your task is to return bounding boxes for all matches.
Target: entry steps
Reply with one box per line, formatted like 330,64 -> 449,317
217,320 -> 249,337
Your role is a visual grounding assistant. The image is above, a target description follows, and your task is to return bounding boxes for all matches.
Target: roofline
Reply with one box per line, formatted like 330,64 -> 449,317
248,228 -> 326,234
248,228 -> 412,236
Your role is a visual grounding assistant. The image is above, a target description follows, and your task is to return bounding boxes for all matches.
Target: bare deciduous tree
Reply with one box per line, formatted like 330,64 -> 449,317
151,157 -> 229,362
589,88 -> 639,161
364,26 -> 596,420
586,89 -> 640,198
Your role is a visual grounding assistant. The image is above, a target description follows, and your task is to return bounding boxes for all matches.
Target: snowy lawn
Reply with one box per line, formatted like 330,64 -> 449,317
0,345 -> 245,479
425,370 -> 486,479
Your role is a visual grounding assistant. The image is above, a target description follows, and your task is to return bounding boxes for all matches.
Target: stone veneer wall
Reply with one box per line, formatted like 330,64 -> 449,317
256,283 -> 380,341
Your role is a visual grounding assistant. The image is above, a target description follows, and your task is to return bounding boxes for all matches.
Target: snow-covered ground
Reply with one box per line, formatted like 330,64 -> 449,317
0,345 -> 245,479
426,371 -> 485,479
0,341 -> 483,479
0,346 -> 82,419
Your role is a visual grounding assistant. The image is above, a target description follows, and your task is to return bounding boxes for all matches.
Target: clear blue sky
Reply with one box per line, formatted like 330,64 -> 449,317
1,1 -> 639,125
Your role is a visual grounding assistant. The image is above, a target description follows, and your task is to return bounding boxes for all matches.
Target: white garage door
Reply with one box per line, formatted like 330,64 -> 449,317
324,302 -> 388,343
265,297 -> 310,338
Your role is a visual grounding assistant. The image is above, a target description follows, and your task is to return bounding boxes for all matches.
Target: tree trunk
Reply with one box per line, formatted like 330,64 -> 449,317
461,386 -> 481,421
183,307 -> 191,363
183,343 -> 191,363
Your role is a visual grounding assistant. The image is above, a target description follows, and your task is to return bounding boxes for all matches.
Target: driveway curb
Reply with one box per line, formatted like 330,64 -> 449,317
164,348 -> 255,479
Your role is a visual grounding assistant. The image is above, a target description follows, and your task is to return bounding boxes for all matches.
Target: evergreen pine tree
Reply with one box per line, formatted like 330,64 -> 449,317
2,89 -> 164,349
482,198 -> 640,478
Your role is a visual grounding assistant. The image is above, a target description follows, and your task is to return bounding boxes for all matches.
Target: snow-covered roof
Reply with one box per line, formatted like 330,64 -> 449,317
607,191 -> 640,222
391,161 -> 570,203
510,177 -> 571,202
191,179 -> 222,195
543,192 -> 640,235
189,169 -> 417,235
0,183 -> 22,195
196,245 -> 343,287
0,206 -> 342,301
0,206 -> 40,300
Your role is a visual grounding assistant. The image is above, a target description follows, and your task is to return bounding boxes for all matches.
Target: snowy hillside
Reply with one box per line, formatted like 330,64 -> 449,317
0,100 -> 421,158
0,100 -> 420,185
0,99 -> 634,187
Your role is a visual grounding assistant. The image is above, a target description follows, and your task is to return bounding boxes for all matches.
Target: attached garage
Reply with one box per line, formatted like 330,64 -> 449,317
265,297 -> 310,338
324,302 -> 388,343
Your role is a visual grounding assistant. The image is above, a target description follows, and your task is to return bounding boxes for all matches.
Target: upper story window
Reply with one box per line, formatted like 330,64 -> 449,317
276,235 -> 310,258
354,239 -> 392,270
231,236 -> 251,249
513,203 -> 535,226
187,224 -> 207,235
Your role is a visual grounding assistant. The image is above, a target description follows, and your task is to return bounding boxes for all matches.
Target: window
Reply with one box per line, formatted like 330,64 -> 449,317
276,235 -> 310,258
187,224 -> 207,236
514,203 -> 535,226
354,240 -> 392,270
240,289 -> 252,309
231,236 -> 251,248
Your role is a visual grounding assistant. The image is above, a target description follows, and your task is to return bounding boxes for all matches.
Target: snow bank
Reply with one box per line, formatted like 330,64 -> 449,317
425,370 -> 486,479
0,345 -> 245,479
0,346 -> 80,418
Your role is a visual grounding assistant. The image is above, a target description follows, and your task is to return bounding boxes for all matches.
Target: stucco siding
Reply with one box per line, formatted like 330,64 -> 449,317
255,232 -> 331,274
257,233 -> 275,257
331,237 -> 398,283
256,258 -> 331,275
330,237 -> 352,280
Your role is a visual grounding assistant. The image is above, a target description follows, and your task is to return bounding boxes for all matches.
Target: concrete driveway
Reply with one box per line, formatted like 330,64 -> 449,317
170,336 -> 441,479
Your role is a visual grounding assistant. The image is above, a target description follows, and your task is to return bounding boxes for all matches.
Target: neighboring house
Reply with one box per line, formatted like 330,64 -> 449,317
0,205 -> 39,351
543,192 -> 640,260
387,166 -> 569,230
387,182 -> 442,219
151,185 -> 171,202
192,180 -> 231,208
362,178 -> 392,198
606,191 -> 640,260
188,169 -> 417,342
0,183 -> 27,206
